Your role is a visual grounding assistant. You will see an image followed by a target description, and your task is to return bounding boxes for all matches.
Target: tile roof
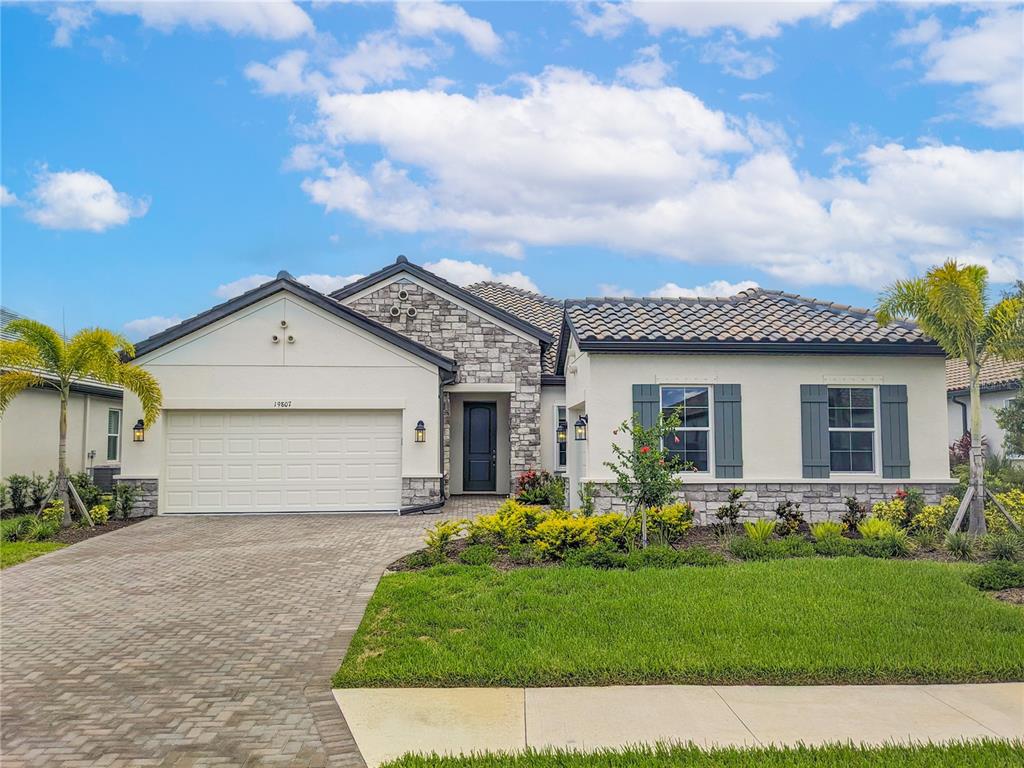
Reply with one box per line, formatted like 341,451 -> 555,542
1,307 -> 23,341
564,289 -> 937,351
946,356 -> 1023,392
464,282 -> 564,376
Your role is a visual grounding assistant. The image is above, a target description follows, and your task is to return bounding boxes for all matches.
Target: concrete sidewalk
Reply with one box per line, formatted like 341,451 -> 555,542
335,683 -> 1024,767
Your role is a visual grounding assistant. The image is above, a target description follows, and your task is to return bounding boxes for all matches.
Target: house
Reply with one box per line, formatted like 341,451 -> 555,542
1,307 -> 125,485
116,257 -> 956,519
946,356 -> 1022,458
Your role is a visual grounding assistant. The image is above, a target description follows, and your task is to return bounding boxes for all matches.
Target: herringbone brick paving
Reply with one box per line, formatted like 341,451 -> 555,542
0,497 -> 500,768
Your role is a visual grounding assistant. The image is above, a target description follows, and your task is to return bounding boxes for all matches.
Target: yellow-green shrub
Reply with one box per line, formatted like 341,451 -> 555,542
41,500 -> 64,530
530,515 -> 597,559
810,521 -> 845,541
986,488 -> 1024,534
871,498 -> 907,527
591,512 -> 639,549
645,503 -> 694,543
466,500 -> 544,545
424,519 -> 465,558
858,517 -> 898,540
911,496 -> 959,531
88,504 -> 110,525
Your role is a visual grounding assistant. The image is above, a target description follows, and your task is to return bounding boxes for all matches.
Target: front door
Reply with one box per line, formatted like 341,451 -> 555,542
463,402 -> 497,492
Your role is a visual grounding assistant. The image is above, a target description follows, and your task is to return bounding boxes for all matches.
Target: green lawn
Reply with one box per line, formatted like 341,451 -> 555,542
334,558 -> 1024,687
1,540 -> 66,569
381,742 -> 1023,768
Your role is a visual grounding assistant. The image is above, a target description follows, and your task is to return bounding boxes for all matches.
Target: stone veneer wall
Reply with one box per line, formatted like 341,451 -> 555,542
116,477 -> 159,518
402,477 -> 442,510
590,481 -> 960,524
347,279 -> 543,488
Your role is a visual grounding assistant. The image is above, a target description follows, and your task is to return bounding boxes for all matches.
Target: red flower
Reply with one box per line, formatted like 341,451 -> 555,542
640,445 -> 651,454
673,435 -> 680,444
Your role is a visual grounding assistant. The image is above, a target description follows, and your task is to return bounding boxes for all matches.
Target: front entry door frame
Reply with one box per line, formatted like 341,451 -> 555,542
463,401 -> 497,492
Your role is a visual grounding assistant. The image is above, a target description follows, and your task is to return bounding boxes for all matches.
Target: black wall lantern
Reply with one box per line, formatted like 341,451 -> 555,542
414,420 -> 427,443
556,419 -> 567,443
132,419 -> 145,443
574,415 -> 588,441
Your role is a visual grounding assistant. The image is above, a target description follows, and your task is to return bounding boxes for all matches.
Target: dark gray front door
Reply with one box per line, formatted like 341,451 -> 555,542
463,402 -> 497,492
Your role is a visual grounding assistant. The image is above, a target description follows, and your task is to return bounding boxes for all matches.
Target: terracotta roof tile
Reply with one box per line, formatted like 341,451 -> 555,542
946,356 -> 1023,392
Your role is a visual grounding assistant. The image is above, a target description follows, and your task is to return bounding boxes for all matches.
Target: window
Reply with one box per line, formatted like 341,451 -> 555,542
556,406 -> 567,469
106,409 -> 121,462
661,386 -> 710,472
828,387 -> 875,472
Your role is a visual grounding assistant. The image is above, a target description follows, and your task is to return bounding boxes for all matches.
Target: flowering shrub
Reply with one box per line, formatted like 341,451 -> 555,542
603,410 -> 685,514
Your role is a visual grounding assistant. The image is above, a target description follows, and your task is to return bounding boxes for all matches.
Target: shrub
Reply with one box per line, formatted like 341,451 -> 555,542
516,470 -> 552,496
7,475 -> 31,515
730,536 -> 813,561
966,561 -> 1024,591
985,488 -> 1024,534
645,502 -> 693,543
29,472 -> 54,511
810,521 -> 845,541
743,519 -> 776,543
913,528 -> 941,552
458,543 -> 497,566
871,497 -> 908,528
16,516 -> 58,542
545,478 -> 566,511
604,409 -> 685,513
774,500 -> 804,535
0,482 -> 8,512
879,529 -> 915,558
714,487 -> 746,529
945,531 -> 976,561
507,542 -> 541,566
912,496 -> 959,532
591,512 -> 639,549
814,536 -> 856,557
899,488 -> 925,527
565,542 -> 627,569
88,504 -> 110,525
466,500 -> 543,546
111,483 -> 140,520
530,515 -> 597,559
675,546 -> 726,567
404,551 -> 435,569
840,496 -> 868,529
625,545 -> 679,569
577,481 -> 596,517
41,500 -> 65,530
984,533 -> 1022,562
69,471 -> 103,510
424,519 -> 465,560
858,517 -> 898,540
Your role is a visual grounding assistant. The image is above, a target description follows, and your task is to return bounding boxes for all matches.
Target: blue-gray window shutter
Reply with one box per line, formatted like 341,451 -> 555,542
714,384 -> 743,478
800,385 -> 830,478
879,384 -> 910,478
632,384 -> 659,429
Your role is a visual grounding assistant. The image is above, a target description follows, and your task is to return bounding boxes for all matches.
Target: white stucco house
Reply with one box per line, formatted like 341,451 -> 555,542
0,307 -> 124,485
946,356 -> 1022,459
116,257 -> 956,518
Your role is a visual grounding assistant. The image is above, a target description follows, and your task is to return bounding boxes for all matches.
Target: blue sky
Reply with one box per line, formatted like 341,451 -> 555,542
2,1 -> 1021,340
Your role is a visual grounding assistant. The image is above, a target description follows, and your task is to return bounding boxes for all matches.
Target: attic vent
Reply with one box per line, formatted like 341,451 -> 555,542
406,306 -> 417,318
389,305 -> 402,318
398,288 -> 410,300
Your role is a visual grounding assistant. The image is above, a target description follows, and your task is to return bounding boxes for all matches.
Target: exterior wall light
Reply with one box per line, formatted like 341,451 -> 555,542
414,420 -> 427,443
574,416 -> 588,441
133,419 -> 145,443
556,419 -> 567,443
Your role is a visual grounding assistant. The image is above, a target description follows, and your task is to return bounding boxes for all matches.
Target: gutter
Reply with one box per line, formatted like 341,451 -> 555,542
951,393 -> 969,436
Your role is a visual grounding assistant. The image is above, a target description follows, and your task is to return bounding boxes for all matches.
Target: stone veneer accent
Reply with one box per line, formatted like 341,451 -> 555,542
115,477 -> 158,518
347,279 -> 543,488
590,481 -> 960,524
401,477 -> 442,510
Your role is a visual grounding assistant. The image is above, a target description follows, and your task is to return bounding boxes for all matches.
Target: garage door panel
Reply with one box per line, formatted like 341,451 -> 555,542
164,409 -> 402,513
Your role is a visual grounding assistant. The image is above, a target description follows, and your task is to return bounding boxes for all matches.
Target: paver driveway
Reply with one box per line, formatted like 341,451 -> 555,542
0,497 -> 498,768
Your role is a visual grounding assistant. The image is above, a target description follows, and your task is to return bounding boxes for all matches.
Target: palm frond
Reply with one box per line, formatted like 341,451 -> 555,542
66,328 -> 135,383
2,319 -> 64,374
981,297 -> 1024,362
116,364 -> 163,427
875,279 -> 928,326
0,370 -> 44,413
0,339 -> 45,370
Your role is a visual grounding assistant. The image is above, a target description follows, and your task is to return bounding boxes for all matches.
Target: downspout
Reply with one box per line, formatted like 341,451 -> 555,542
951,393 -> 968,437
438,372 -> 447,503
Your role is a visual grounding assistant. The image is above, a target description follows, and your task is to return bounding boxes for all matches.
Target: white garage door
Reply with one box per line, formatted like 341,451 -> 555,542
163,410 -> 402,513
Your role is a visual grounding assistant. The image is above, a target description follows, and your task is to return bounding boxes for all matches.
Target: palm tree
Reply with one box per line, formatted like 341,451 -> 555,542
876,261 -> 1023,535
0,319 -> 162,526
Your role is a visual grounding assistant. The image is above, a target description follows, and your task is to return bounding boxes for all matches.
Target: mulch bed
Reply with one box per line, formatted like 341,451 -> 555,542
994,587 -> 1024,606
50,517 -> 147,545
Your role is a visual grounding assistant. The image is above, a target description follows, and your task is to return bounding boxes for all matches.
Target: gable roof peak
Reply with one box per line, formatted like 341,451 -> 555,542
276,270 -> 295,280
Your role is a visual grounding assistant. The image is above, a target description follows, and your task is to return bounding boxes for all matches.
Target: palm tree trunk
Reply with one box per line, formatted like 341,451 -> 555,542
58,387 -> 72,527
968,365 -> 987,536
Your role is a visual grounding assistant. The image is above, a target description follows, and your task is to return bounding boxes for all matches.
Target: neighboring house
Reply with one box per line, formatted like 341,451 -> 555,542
946,356 -> 1022,458
117,257 -> 955,519
0,307 -> 125,484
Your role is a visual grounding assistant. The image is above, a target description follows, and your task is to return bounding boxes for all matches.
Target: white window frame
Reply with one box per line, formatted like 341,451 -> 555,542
554,405 -> 567,471
659,384 -> 713,475
826,385 -> 879,475
106,408 -> 122,462
1005,396 -> 1022,459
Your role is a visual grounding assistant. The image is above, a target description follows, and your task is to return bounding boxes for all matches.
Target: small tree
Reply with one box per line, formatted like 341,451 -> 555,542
604,408 -> 689,546
0,319 -> 162,526
994,385 -> 1024,458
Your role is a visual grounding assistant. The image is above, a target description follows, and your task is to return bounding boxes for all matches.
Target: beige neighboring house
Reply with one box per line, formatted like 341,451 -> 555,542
115,257 -> 955,519
946,356 -> 1022,459
0,307 -> 125,485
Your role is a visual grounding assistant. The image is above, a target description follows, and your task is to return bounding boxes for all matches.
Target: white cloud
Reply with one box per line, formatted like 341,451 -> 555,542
912,8 -> 1024,127
576,1 -> 860,40
294,273 -> 364,294
329,32 -> 434,92
245,50 -> 327,96
423,258 -> 539,292
396,1 -> 501,57
701,35 -> 776,79
649,279 -> 760,298
25,169 -> 149,232
95,0 -> 313,40
289,67 -> 1022,288
894,16 -> 941,47
282,143 -> 326,172
0,185 -> 18,206
616,45 -> 670,87
597,283 -> 636,297
214,274 -> 275,299
215,272 -> 363,299
124,315 -> 181,339
49,5 -> 93,47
